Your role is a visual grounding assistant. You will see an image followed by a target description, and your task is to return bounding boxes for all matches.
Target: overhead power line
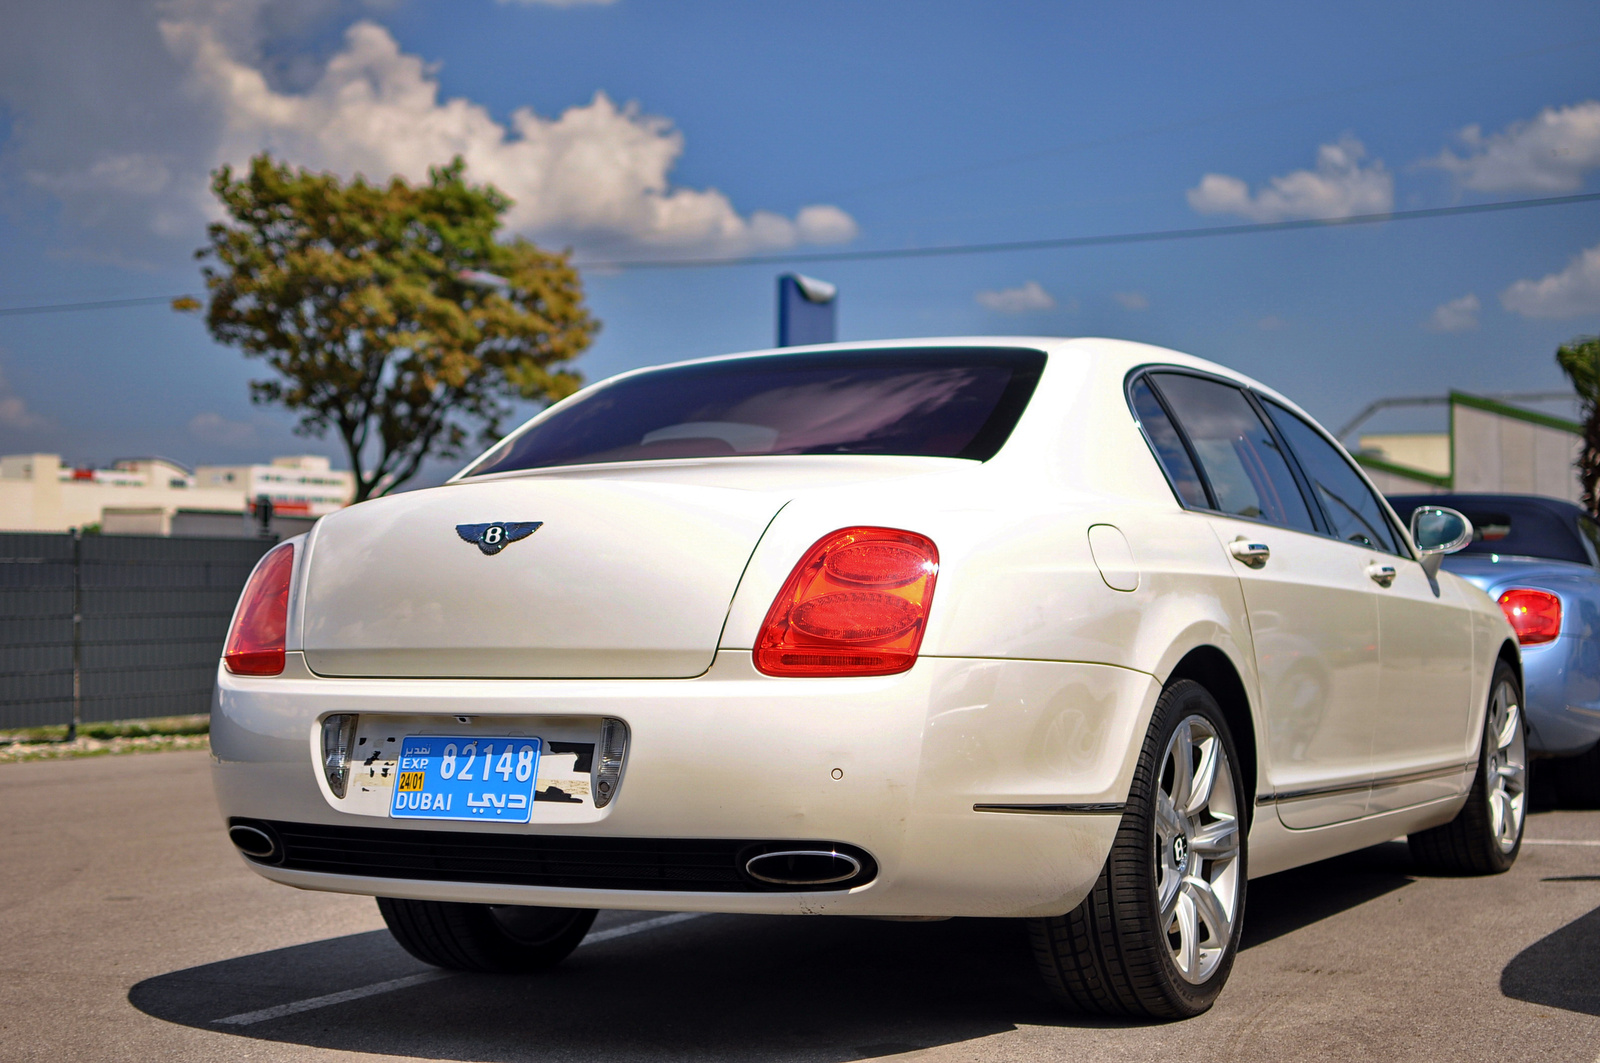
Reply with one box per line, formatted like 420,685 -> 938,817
572,191 -> 1600,270
2,190 -> 1598,317
0,294 -> 197,318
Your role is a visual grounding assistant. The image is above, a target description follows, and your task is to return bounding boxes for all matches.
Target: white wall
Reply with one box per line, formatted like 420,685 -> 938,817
1452,405 -> 1581,502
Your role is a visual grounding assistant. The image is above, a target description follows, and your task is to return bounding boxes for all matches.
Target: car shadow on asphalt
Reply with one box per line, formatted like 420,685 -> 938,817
128,844 -> 1418,1061
1241,840 -> 1416,950
131,914 -> 1068,1061
1501,902 -> 1600,1017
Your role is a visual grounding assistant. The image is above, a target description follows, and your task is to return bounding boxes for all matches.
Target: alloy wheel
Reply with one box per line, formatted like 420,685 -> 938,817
1484,678 -> 1527,854
1154,714 -> 1242,985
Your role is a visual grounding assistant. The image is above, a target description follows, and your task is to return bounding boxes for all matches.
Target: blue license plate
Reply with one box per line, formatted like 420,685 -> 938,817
390,736 -> 542,823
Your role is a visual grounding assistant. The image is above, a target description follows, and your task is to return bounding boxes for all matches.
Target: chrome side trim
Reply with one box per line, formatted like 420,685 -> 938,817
973,802 -> 1127,815
1256,762 -> 1474,805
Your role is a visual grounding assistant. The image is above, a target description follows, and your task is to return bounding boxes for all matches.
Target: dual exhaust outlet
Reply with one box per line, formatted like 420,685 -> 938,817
228,819 -> 874,890
741,848 -> 864,887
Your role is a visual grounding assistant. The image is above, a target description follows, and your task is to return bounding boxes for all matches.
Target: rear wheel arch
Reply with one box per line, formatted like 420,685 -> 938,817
1497,639 -> 1522,692
1165,645 -> 1257,813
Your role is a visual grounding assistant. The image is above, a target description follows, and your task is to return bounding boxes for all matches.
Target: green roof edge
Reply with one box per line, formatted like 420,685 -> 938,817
1451,391 -> 1581,434
1354,454 -> 1453,488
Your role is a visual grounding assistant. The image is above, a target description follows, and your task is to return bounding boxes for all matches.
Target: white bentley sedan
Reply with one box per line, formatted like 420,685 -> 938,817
213,337 -> 1523,1018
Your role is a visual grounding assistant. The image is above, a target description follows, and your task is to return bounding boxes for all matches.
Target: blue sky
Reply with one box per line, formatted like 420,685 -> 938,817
1,0 -> 1598,484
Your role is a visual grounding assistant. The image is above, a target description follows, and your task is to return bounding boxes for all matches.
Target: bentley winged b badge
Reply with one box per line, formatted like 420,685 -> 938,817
455,521 -> 543,556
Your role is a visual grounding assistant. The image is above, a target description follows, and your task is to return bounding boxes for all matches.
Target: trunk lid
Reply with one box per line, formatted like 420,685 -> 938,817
301,474 -> 790,678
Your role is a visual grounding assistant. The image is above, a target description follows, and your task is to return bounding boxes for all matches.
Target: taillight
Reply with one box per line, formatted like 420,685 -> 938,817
754,527 -> 939,677
1498,588 -> 1561,646
224,543 -> 295,675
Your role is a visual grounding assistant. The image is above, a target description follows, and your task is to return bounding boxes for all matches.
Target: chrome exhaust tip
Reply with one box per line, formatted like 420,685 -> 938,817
743,849 -> 863,887
228,822 -> 279,862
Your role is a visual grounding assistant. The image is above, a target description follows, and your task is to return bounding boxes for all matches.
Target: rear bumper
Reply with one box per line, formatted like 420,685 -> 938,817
212,651 -> 1157,918
1522,637 -> 1600,756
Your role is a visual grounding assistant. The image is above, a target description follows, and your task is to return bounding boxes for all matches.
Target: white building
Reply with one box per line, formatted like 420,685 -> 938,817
0,453 -> 355,534
1356,392 -> 1581,502
195,455 -> 355,518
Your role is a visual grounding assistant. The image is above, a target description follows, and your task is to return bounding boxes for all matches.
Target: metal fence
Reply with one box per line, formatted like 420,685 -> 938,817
0,532 -> 275,731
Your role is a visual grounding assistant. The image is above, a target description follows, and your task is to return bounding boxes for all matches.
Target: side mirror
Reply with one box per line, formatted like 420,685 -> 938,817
1410,506 -> 1473,578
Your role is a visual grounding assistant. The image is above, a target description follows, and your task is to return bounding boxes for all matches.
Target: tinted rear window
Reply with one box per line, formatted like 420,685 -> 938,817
467,348 -> 1046,475
1388,496 -> 1590,565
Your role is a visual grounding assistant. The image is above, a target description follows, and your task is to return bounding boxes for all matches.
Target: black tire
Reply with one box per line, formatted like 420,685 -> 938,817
1551,740 -> 1600,808
1408,660 -> 1527,874
376,898 -> 597,973
1028,679 -> 1247,1019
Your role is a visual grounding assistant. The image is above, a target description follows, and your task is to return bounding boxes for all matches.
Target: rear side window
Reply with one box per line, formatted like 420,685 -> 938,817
467,348 -> 1046,474
1130,378 -> 1208,508
1263,400 -> 1400,554
1149,373 -> 1316,532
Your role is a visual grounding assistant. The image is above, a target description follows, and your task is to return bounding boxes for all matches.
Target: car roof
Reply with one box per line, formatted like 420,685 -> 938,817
619,335 -> 1312,415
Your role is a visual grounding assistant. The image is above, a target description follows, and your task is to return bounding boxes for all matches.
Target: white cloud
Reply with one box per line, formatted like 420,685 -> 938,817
164,17 -> 856,254
1187,135 -> 1394,222
1427,293 -> 1480,332
0,365 -> 46,431
1112,291 -> 1150,311
975,281 -> 1055,313
793,205 -> 859,245
1,4 -> 854,258
1501,243 -> 1600,319
1423,101 -> 1600,193
188,411 -> 259,446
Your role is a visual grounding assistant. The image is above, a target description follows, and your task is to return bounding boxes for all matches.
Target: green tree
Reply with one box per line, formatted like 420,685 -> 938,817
192,154 -> 597,502
1557,334 -> 1600,517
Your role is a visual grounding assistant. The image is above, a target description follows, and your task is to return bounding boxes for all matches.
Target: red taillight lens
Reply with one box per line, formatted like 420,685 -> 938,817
1498,588 -> 1561,646
754,527 -> 938,677
224,543 -> 295,676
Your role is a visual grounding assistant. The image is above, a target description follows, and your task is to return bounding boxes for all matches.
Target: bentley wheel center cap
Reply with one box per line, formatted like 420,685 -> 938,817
1172,835 -> 1189,870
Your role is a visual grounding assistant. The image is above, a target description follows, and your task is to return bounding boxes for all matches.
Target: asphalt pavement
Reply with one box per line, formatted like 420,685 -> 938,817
2,749 -> 1598,1062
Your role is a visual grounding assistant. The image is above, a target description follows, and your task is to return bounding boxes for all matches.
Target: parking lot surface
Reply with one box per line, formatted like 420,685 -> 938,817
1,749 -> 1598,1062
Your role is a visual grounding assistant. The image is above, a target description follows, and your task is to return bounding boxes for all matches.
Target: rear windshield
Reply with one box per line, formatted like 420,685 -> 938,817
466,348 -> 1046,475
1389,496 -> 1592,565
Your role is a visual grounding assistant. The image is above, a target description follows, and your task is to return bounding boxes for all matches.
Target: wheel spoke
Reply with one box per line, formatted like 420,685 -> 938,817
1186,875 -> 1233,946
1169,723 -> 1195,810
1185,736 -> 1220,816
1489,789 -> 1506,840
1173,891 -> 1199,978
1495,701 -> 1520,753
1158,865 -> 1182,923
1156,788 -> 1185,838
1191,815 -> 1239,860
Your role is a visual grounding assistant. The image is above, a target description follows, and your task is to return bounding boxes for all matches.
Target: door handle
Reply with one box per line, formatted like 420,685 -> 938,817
1229,539 -> 1270,568
1367,563 -> 1397,588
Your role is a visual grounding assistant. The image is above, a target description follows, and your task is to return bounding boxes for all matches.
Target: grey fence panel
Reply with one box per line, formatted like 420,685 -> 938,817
0,536 -> 77,728
0,532 -> 275,729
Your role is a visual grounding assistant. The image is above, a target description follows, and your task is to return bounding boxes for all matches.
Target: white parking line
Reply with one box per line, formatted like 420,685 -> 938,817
213,971 -> 451,1026
212,912 -> 705,1027
1524,839 -> 1600,846
583,911 -> 703,944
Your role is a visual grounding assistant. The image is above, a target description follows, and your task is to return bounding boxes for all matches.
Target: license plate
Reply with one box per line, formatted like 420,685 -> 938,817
390,736 -> 542,823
